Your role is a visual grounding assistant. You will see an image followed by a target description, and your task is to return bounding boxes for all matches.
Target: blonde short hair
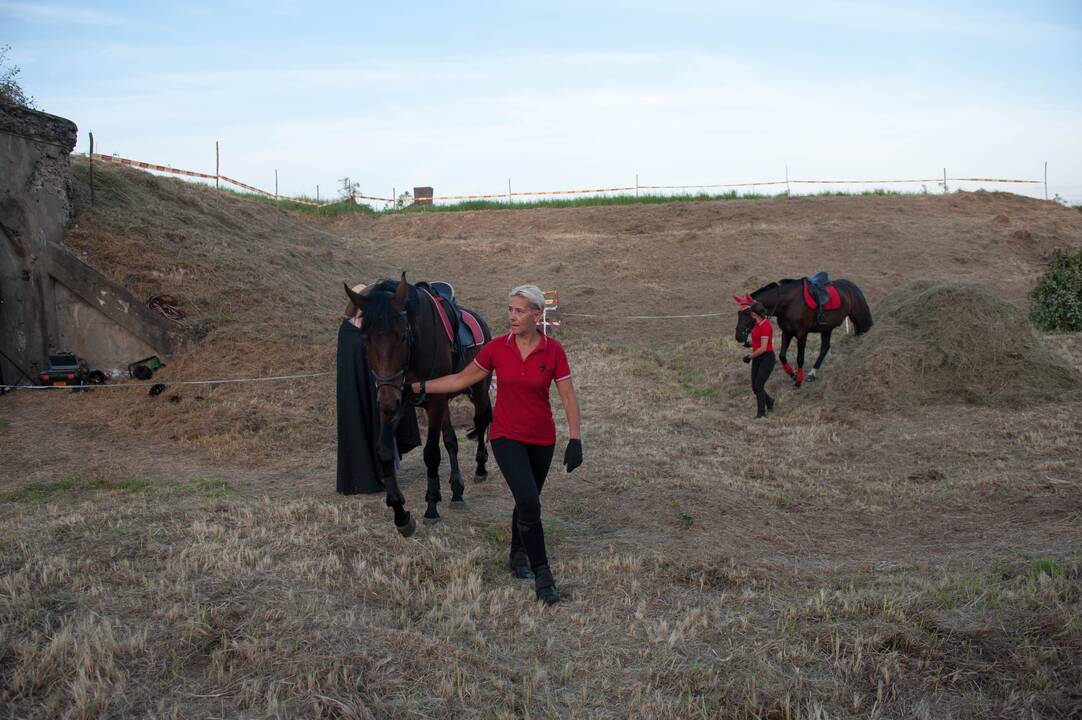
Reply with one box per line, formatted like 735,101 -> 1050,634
509,284 -> 545,312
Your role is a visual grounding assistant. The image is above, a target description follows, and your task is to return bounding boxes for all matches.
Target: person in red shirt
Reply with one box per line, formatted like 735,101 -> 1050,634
742,301 -> 776,419
410,284 -> 581,605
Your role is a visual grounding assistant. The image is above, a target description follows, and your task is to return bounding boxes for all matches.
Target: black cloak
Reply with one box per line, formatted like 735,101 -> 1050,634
336,319 -> 421,494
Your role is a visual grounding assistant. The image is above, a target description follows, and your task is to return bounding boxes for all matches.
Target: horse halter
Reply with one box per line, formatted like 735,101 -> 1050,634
368,308 -> 414,400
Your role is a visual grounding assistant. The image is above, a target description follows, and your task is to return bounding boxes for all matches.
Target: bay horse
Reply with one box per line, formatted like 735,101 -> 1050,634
344,274 -> 493,536
734,278 -> 873,386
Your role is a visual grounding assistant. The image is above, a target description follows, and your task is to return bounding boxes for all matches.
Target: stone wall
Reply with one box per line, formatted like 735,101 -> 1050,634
0,102 -> 180,385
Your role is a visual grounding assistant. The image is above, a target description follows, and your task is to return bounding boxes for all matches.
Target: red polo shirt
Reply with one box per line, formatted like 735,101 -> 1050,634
751,317 -> 774,352
473,332 -> 572,445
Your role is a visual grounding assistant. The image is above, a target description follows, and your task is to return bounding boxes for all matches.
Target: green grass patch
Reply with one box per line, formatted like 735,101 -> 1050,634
5,477 -> 152,503
226,188 -> 914,217
398,190 -> 781,212
1027,557 -> 1064,579
668,358 -> 722,400
482,524 -> 510,544
219,188 -> 377,216
926,574 -> 988,610
190,478 -> 236,497
923,556 -> 1076,611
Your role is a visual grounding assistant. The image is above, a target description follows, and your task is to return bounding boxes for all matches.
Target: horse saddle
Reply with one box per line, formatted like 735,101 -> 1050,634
416,281 -> 486,368
803,273 -> 841,310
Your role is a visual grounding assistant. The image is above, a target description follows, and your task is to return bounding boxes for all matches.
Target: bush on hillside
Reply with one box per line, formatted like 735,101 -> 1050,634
0,45 -> 35,108
1030,249 -> 1082,332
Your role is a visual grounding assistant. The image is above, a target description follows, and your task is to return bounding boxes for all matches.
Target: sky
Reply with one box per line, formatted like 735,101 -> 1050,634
4,0 -> 1082,204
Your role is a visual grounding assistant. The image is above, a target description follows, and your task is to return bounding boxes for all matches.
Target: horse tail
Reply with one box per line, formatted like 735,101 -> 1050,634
836,279 -> 874,334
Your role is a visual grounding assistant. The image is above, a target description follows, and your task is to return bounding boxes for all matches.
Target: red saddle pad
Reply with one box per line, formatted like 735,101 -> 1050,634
803,280 -> 842,310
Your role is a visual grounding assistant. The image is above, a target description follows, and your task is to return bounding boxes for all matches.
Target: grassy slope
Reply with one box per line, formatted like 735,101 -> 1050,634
1,161 -> 1081,718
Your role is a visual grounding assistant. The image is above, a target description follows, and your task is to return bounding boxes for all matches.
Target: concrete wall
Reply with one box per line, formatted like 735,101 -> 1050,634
54,281 -> 159,374
0,101 -> 181,385
0,103 -> 75,383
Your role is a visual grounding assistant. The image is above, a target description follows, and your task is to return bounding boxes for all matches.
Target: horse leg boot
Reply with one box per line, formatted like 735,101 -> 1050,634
423,404 -> 446,524
474,435 -> 489,483
779,332 -> 796,380
382,464 -> 415,537
808,330 -> 832,383
441,417 -> 465,504
469,389 -> 492,483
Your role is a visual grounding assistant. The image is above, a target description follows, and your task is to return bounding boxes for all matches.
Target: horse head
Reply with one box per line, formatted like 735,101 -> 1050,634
732,293 -> 755,346
345,273 -> 412,460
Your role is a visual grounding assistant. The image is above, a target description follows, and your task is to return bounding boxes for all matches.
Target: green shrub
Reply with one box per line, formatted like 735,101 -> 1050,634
1030,249 -> 1082,332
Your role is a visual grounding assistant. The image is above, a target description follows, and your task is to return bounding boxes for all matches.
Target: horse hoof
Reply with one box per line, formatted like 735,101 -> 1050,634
423,514 -> 441,526
450,497 -> 465,507
473,472 -> 488,484
397,517 -> 417,537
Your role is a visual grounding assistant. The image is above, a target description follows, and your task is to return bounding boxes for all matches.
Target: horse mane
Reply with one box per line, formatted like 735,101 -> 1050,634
362,279 -> 422,333
749,281 -> 778,297
751,278 -> 802,298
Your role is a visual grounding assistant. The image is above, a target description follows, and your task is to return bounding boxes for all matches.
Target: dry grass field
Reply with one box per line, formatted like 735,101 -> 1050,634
2,161 -> 1081,718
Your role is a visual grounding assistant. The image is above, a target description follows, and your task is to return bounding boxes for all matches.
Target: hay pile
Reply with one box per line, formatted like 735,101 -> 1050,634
810,281 -> 1081,411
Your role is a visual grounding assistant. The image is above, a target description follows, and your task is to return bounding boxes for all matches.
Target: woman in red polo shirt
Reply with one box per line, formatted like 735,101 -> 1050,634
411,284 -> 581,605
743,301 -> 776,419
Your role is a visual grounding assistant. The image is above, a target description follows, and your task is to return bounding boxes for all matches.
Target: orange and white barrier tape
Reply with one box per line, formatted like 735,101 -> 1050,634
91,153 -> 217,181
90,153 -> 340,207
428,185 -> 636,202
789,177 -> 1042,185
85,152 -> 1044,208
639,180 -> 787,190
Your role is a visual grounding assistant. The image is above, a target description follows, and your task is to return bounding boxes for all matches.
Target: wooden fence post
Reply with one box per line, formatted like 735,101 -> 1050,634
88,132 -> 95,207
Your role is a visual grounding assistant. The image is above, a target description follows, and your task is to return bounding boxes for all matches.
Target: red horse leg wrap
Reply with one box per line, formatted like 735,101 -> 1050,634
796,368 -> 805,384
783,362 -> 794,377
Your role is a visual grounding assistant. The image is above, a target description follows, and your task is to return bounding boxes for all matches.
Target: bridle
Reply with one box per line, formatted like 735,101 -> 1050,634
366,293 -> 439,414
368,307 -> 414,398
736,286 -> 782,338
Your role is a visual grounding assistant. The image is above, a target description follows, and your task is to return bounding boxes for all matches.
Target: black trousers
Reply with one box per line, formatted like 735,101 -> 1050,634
491,438 -> 555,572
751,351 -> 776,416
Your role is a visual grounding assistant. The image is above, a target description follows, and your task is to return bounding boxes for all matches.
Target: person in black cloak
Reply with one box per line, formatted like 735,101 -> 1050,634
336,282 -> 421,494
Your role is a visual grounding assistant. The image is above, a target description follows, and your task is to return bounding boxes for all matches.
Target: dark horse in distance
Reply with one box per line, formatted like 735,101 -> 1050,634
345,274 -> 493,536
734,276 -> 873,386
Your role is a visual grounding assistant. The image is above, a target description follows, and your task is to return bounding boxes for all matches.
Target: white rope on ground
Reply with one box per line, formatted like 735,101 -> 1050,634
0,371 -> 330,391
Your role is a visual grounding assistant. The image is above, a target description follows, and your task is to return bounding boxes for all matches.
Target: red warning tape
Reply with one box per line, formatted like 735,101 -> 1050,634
86,152 -> 1045,209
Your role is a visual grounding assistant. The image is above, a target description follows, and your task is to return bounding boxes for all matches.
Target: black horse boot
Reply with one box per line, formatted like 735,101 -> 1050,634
534,564 -> 560,605
509,551 -> 533,580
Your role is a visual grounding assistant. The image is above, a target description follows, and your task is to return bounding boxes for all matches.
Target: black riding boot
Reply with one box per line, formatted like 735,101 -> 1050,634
534,564 -> 560,605
509,550 -> 533,580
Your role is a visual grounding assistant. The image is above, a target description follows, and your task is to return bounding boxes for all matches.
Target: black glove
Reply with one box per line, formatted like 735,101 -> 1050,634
563,439 -> 582,473
742,355 -> 751,364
